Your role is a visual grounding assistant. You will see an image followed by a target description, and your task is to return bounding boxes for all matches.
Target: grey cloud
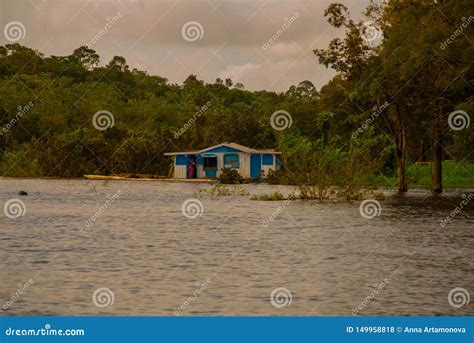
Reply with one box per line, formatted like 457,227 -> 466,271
1,0 -> 369,91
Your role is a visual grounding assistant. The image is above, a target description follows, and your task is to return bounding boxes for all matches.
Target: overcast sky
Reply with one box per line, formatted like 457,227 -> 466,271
1,0 -> 369,91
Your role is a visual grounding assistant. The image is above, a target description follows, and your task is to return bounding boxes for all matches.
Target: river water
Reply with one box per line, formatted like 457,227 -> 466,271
1,179 -> 473,316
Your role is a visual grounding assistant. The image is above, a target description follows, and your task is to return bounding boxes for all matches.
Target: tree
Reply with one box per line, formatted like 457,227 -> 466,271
285,80 -> 318,100
106,56 -> 129,72
376,0 -> 473,193
224,78 -> 233,88
0,37 -> 471,191
314,4 -> 371,79
70,46 -> 100,70
313,1 -> 412,192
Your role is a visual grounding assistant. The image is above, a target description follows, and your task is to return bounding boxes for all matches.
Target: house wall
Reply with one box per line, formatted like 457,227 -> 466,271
192,151 -> 250,178
174,165 -> 187,178
196,163 -> 204,178
219,152 -> 250,178
173,155 -> 189,179
261,154 -> 276,177
240,153 -> 250,178
214,152 -> 280,178
209,152 -> 249,178
172,152 -> 280,179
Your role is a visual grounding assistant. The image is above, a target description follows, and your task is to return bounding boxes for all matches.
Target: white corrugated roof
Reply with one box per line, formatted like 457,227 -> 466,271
164,142 -> 281,155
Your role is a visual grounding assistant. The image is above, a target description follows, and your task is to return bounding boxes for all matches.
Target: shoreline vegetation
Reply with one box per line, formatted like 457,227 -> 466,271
1,160 -> 473,191
1,2 -> 473,196
2,170 -> 472,204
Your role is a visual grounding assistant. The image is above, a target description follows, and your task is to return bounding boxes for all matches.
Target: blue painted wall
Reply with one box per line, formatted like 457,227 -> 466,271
250,154 -> 262,178
174,150 -> 280,178
262,154 -> 274,165
203,146 -> 243,154
175,155 -> 188,165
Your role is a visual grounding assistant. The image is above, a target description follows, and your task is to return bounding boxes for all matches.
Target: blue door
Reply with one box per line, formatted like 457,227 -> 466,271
250,154 -> 261,179
203,156 -> 217,178
206,169 -> 216,178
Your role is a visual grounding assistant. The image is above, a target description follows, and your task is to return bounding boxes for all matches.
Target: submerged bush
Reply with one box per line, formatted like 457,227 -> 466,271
198,184 -> 249,197
266,169 -> 292,185
218,168 -> 242,184
251,191 -> 287,201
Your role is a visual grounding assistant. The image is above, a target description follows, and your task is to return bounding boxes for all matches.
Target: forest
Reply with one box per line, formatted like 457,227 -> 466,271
0,0 -> 473,196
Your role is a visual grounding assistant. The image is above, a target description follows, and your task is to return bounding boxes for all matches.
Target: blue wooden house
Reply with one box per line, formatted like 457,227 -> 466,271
165,142 -> 281,179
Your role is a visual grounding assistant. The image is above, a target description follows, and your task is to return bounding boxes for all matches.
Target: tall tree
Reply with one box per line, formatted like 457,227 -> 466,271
70,46 -> 100,70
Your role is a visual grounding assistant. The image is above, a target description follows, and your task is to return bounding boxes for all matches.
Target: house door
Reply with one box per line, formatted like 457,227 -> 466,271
250,154 -> 261,179
203,155 -> 218,178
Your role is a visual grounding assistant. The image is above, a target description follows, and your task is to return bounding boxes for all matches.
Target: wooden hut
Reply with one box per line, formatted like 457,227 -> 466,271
164,142 -> 281,179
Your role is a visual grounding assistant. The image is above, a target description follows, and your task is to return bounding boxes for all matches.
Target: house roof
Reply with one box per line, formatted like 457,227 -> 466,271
164,142 -> 281,156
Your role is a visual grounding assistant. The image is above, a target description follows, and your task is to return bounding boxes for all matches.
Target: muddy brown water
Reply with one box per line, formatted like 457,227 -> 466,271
1,179 -> 473,316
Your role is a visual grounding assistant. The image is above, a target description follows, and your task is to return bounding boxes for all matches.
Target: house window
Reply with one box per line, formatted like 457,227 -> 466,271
224,154 -> 240,169
262,154 -> 274,165
203,156 -> 217,169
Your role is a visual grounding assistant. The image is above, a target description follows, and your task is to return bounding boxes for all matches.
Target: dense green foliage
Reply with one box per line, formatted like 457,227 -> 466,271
0,44 -> 322,178
0,0 -> 472,194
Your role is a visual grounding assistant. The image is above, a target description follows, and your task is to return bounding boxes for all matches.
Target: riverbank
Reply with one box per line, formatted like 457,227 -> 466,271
1,161 -> 473,189
366,161 -> 474,189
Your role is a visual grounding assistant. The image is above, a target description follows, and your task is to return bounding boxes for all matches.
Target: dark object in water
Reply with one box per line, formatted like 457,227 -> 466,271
18,191 -> 28,196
